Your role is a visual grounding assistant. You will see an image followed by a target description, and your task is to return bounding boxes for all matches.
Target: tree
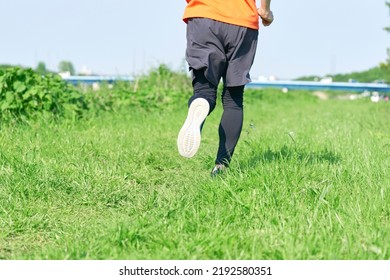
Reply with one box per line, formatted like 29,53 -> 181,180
380,2 -> 390,82
0,64 -> 16,70
58,61 -> 75,75
36,61 -> 47,75
385,2 -> 390,33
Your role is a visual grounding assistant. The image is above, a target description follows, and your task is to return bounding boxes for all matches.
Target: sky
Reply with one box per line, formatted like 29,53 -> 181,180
0,0 -> 389,79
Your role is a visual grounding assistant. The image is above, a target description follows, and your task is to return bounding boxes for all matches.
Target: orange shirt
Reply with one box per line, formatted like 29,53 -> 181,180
183,0 -> 259,30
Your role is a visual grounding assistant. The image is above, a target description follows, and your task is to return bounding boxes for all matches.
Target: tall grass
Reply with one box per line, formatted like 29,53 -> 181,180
0,68 -> 389,259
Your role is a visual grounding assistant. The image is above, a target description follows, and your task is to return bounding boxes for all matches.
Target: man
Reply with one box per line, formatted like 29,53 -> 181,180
177,0 -> 274,175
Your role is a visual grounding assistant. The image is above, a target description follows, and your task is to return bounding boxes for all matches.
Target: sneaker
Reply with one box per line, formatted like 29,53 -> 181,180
177,98 -> 209,158
210,164 -> 226,177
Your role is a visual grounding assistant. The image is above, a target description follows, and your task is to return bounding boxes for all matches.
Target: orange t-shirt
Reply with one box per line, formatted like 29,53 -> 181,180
183,0 -> 259,30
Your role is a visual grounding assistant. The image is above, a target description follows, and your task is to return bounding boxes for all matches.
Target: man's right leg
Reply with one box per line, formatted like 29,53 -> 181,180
177,69 -> 217,158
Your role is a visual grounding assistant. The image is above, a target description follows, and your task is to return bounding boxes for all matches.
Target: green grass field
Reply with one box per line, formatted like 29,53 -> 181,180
0,89 -> 389,259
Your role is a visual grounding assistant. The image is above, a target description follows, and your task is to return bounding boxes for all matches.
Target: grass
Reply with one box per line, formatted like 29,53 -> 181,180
0,89 -> 389,259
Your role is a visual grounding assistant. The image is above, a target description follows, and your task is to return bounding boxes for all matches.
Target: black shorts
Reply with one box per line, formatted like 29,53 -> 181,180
186,18 -> 258,87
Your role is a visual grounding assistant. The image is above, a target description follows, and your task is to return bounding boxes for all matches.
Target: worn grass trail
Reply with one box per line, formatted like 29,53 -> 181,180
0,90 -> 389,259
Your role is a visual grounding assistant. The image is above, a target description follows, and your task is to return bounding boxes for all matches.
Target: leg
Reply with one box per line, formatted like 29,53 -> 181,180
177,69 -> 217,158
212,25 -> 257,170
189,68 -> 217,114
215,85 -> 244,166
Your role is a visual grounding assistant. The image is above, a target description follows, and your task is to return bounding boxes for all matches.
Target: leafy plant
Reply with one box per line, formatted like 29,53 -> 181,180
0,67 -> 87,123
83,64 -> 192,113
133,64 -> 192,109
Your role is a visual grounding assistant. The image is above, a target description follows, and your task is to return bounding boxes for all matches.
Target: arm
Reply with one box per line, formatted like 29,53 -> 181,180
258,0 -> 274,27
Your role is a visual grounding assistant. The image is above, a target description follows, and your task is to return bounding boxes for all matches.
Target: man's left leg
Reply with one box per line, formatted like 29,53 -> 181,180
215,85 -> 244,166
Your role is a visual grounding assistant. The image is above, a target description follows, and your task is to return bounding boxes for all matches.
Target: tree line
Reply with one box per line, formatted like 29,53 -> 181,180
380,1 -> 390,81
0,61 -> 76,76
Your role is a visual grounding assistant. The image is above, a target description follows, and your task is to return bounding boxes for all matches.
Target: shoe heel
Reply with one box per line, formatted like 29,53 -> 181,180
177,98 -> 209,158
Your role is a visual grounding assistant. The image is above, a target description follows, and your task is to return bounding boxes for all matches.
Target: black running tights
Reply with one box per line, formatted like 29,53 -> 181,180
188,69 -> 244,166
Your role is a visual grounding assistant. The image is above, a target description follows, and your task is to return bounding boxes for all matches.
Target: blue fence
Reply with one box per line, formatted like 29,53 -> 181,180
246,80 -> 390,93
62,75 -> 134,85
62,76 -> 390,93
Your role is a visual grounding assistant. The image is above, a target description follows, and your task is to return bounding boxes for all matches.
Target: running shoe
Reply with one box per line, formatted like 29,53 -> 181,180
177,98 -> 209,158
210,164 -> 226,177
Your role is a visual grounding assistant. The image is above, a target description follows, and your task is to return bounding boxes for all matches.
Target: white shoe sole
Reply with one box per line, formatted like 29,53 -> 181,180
177,98 -> 209,158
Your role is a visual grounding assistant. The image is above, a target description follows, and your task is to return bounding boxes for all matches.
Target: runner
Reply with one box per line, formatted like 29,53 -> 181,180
177,0 -> 274,175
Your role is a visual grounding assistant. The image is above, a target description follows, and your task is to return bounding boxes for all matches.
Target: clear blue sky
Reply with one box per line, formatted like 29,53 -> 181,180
0,0 -> 389,79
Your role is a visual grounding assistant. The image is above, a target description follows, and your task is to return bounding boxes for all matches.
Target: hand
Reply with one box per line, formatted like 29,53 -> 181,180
258,8 -> 274,26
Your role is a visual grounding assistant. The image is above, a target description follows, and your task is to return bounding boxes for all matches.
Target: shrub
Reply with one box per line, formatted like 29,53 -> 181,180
132,64 -> 192,109
83,64 -> 192,113
0,67 -> 87,123
0,65 -> 193,124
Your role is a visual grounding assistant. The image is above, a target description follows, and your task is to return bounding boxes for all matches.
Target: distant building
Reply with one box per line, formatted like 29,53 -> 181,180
79,65 -> 93,76
58,71 -> 71,78
320,77 -> 333,83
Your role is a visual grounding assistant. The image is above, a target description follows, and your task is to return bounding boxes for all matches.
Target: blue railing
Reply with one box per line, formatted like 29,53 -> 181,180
62,76 -> 390,93
246,80 -> 390,93
62,75 -> 134,85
